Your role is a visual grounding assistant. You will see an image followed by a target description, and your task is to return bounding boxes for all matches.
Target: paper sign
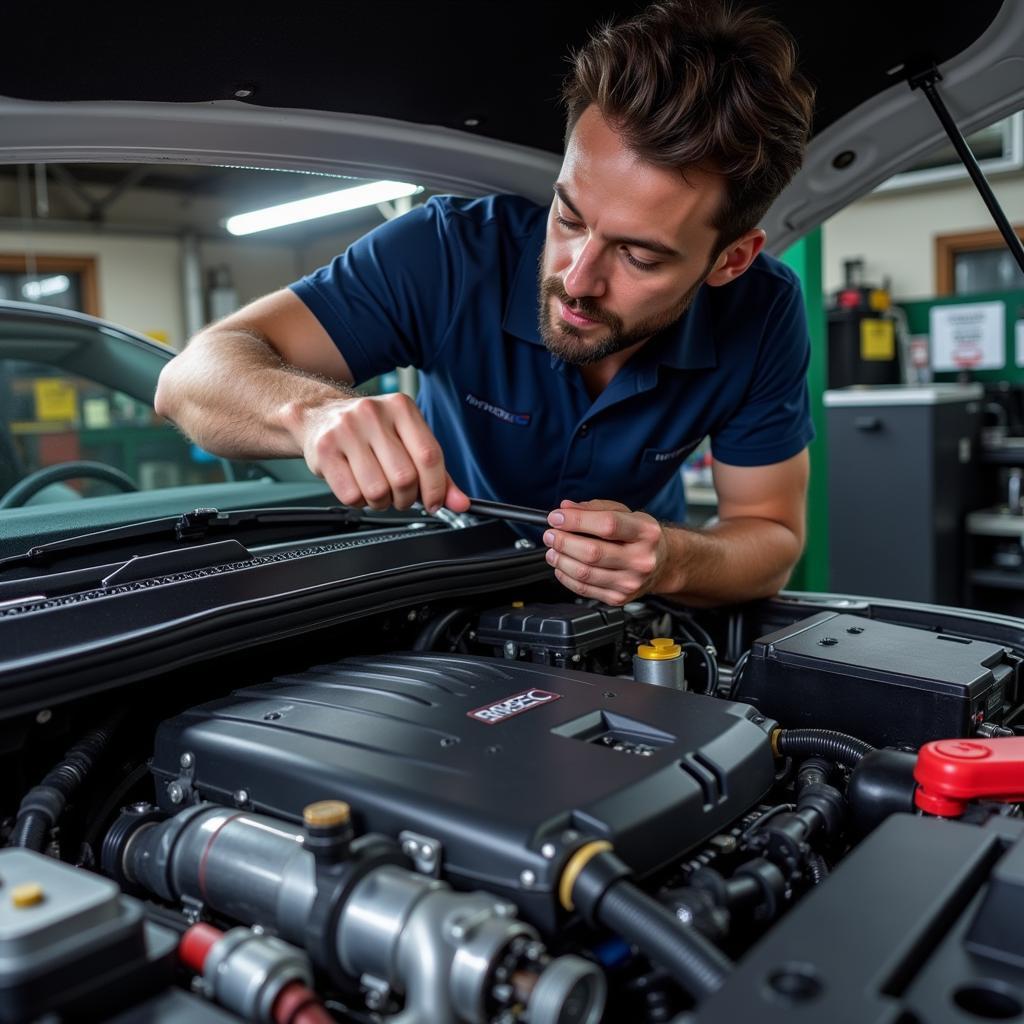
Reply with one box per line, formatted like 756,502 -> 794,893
1016,320 -> 1024,367
860,318 -> 895,361
930,301 -> 1005,371
33,378 -> 78,421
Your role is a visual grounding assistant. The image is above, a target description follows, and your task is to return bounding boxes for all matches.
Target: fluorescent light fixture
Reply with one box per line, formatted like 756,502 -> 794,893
22,274 -> 70,301
225,180 -> 422,236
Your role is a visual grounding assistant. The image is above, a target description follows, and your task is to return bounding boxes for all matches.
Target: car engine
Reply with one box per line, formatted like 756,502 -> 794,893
3,520 -> 1024,1024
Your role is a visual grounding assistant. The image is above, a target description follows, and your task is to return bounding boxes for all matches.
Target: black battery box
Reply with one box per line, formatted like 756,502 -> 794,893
733,612 -> 1017,748
476,601 -> 625,670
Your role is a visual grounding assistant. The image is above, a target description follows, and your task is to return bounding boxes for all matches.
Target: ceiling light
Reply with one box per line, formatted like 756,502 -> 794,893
225,181 -> 422,236
22,275 -> 70,301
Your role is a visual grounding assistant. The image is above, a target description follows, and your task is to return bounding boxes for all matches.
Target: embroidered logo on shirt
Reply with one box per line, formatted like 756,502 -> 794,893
644,439 -> 702,463
465,393 -> 531,426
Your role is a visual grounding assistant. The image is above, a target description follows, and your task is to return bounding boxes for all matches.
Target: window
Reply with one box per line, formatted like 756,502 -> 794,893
877,112 -> 1024,193
0,255 -> 99,315
0,359 -> 226,505
934,227 -> 1024,295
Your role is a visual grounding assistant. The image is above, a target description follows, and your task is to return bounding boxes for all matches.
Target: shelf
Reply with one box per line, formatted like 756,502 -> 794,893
970,569 -> 1024,591
967,510 -> 1024,537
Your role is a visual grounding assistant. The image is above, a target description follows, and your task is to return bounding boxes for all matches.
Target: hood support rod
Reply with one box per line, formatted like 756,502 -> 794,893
910,66 -> 1024,276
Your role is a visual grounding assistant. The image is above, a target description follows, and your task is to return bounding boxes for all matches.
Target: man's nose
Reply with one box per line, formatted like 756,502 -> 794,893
563,238 -> 607,299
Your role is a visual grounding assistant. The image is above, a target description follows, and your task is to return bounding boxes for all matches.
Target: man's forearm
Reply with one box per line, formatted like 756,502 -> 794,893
654,517 -> 803,606
154,329 -> 356,458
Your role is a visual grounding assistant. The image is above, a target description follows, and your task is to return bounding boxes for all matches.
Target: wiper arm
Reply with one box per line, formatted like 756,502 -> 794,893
0,505 -> 424,574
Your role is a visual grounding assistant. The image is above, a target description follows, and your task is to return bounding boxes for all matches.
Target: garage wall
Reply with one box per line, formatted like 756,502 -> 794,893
822,172 -> 1024,300
0,229 -> 183,342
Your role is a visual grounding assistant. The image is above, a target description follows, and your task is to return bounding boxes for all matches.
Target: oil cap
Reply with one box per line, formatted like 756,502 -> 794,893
636,637 -> 682,660
633,638 -> 686,690
914,738 -> 1024,816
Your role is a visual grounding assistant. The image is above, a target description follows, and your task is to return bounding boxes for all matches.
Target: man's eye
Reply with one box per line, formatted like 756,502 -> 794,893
555,215 -> 582,230
625,251 -> 658,272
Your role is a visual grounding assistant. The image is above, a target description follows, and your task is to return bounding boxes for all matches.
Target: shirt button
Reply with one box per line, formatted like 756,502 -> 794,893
578,423 -> 590,437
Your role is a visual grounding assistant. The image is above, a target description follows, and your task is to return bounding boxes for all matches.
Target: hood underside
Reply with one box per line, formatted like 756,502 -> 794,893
0,1 -> 1017,249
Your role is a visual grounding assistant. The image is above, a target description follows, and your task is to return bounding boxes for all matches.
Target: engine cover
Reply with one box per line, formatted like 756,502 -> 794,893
152,654 -> 775,928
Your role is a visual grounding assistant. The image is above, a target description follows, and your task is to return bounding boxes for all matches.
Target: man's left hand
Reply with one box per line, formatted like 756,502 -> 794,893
543,499 -> 669,605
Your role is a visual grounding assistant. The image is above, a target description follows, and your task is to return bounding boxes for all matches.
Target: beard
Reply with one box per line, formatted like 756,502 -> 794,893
536,256 -> 707,366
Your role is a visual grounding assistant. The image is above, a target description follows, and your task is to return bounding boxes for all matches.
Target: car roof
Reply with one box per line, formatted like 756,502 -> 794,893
0,1 -> 1019,250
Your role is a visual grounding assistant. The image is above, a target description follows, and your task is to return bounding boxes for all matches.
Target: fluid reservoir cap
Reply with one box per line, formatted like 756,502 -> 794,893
933,741 -> 992,760
637,637 -> 682,660
303,800 -> 351,829
11,882 -> 44,908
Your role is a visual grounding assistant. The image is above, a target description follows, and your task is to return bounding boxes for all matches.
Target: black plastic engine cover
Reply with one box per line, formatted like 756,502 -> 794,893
152,654 -> 775,929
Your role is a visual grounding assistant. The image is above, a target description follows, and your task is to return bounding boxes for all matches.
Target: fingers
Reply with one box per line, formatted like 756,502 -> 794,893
551,566 -> 638,606
303,394 -> 454,511
444,475 -> 471,513
547,505 -> 645,542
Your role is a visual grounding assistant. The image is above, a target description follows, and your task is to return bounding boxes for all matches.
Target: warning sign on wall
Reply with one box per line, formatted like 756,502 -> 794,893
930,301 -> 1005,371
33,379 -> 78,422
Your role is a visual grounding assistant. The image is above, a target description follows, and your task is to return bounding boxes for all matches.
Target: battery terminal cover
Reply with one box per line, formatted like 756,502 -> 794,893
914,738 -> 1024,816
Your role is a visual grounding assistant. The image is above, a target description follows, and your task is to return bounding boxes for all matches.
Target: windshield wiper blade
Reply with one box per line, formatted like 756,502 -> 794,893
0,505 -> 418,574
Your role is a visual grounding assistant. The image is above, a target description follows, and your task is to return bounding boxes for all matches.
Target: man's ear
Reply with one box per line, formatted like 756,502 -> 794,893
704,228 -> 766,287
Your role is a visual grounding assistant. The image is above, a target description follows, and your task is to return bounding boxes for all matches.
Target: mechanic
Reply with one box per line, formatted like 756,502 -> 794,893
154,0 -> 816,608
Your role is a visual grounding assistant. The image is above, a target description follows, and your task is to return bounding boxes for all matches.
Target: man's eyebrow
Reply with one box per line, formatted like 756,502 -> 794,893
553,184 -> 682,259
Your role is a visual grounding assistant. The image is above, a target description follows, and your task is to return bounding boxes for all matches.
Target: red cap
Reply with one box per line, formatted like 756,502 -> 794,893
914,738 -> 1024,816
178,923 -> 223,973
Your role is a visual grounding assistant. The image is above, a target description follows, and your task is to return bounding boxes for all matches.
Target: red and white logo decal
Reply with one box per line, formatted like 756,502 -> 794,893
467,688 -> 562,725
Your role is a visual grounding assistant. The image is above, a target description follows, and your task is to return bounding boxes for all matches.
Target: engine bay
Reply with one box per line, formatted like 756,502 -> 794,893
2,517 -> 1024,1024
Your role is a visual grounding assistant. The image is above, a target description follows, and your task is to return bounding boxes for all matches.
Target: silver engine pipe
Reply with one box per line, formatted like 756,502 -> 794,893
117,803 -> 605,1024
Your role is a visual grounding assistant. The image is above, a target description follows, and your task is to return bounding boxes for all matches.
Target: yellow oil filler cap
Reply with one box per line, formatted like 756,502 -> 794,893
637,637 -> 682,660
11,883 -> 44,909
303,801 -> 351,829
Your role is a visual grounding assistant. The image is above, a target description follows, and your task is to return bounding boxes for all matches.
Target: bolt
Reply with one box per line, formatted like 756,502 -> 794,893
571,654 -> 582,663
35,709 -> 52,725
402,839 -> 419,858
234,790 -> 249,806
464,117 -> 481,127
486,745 -> 501,755
541,843 -> 557,859
676,905 -> 694,925
818,637 -> 839,647
514,538 -> 534,550
440,737 -> 456,747
504,641 -> 517,658
179,752 -> 194,770
130,801 -> 152,813
167,782 -> 184,805
420,844 -> 435,862
603,691 -> 617,699
234,87 -> 253,98
263,711 -> 282,721
520,870 -> 536,888
847,626 -> 864,635
752,715 -> 766,725
562,830 -> 580,843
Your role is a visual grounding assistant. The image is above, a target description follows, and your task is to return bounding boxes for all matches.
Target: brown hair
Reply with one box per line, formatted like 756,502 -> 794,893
562,1 -> 815,249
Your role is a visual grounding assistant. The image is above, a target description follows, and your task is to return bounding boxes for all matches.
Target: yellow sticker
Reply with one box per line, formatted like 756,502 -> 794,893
860,318 -> 896,361
33,378 -> 78,422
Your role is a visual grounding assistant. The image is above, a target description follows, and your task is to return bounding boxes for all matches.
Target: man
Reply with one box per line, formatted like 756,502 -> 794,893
155,0 -> 816,608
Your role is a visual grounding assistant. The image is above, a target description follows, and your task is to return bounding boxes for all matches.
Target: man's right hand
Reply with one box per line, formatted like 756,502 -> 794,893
281,392 -> 469,514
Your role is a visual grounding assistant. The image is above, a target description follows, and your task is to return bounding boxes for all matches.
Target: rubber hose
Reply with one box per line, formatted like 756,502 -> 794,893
806,853 -> 829,886
596,878 -> 732,1001
9,717 -> 120,851
776,728 -> 874,768
412,607 -> 468,652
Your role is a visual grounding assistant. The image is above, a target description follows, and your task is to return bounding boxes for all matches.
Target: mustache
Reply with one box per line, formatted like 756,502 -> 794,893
539,276 -> 618,328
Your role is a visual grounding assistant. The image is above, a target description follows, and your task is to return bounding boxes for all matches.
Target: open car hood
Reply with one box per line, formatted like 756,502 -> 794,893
0,1 -> 1020,251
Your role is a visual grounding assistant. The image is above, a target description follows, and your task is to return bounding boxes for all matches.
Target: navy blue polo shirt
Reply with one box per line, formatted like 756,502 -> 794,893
290,194 -> 813,521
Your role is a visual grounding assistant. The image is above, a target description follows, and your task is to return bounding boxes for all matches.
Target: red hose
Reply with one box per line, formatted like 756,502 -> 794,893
273,980 -> 334,1024
179,922 -> 224,974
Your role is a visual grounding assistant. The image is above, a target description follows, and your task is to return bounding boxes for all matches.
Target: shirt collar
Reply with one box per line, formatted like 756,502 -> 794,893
502,220 -> 717,371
